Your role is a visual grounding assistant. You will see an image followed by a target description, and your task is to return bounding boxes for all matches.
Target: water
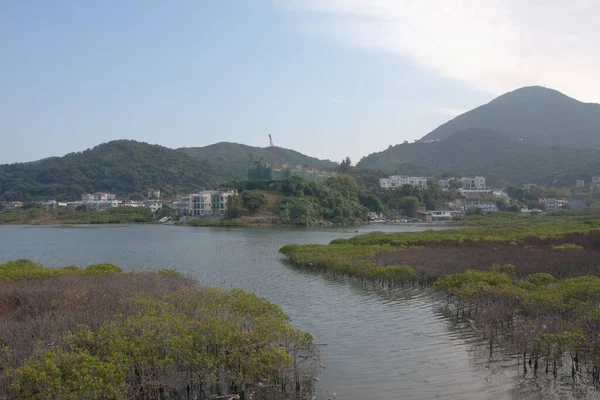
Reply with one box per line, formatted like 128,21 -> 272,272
0,224 -> 597,399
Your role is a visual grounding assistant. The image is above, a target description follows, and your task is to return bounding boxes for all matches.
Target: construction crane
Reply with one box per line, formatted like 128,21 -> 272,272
268,134 -> 278,167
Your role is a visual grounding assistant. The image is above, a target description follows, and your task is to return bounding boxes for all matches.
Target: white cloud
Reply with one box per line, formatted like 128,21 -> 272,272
434,108 -> 468,117
276,0 -> 600,103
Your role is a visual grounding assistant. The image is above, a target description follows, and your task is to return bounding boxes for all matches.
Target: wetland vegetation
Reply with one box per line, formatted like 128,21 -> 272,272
280,211 -> 600,385
0,260 -> 319,400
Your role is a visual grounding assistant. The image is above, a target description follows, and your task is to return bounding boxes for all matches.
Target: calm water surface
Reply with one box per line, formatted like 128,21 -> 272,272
0,224 -> 596,399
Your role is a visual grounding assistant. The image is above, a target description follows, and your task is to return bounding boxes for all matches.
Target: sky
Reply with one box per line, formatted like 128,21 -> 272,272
1,0 -> 598,165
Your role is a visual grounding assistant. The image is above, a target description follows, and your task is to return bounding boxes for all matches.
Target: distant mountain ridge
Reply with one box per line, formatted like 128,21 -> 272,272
357,128 -> 600,187
420,86 -> 600,149
0,140 -> 337,201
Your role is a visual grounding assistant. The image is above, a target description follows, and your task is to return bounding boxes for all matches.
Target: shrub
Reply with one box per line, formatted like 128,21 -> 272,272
527,273 -> 556,286
85,263 -> 122,274
157,268 -> 183,277
0,262 -> 320,400
490,264 -> 516,275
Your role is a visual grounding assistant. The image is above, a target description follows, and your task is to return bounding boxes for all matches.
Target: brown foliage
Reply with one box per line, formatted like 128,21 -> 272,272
0,273 -> 194,368
374,231 -> 600,280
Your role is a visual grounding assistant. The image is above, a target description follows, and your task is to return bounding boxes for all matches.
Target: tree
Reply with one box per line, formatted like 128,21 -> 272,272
359,192 -> 383,213
339,157 -> 352,174
227,195 -> 247,218
449,179 -> 463,189
129,193 -> 145,201
387,196 -> 421,217
400,196 -> 421,217
424,181 -> 441,210
496,199 -> 509,211
280,197 -> 314,225
241,191 -> 268,213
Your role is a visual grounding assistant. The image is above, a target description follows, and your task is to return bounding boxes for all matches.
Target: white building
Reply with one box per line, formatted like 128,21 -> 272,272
459,188 -> 494,196
144,200 -> 162,212
461,176 -> 486,189
82,192 -> 116,202
576,180 -> 585,188
438,176 -> 486,190
147,188 -> 161,199
464,200 -> 498,213
380,175 -> 429,189
492,189 -> 510,199
539,198 -> 568,211
419,210 -> 461,221
41,200 -> 58,210
180,189 -> 238,218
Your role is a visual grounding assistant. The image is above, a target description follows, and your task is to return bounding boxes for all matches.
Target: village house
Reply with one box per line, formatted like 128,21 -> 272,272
380,175 -> 429,189
539,198 -> 568,211
439,176 -> 487,190
144,200 -> 162,212
81,192 -> 117,203
147,188 -> 161,200
418,210 -> 460,222
178,189 -> 238,220
463,200 -> 498,213
0,201 -> 23,210
41,200 -> 68,209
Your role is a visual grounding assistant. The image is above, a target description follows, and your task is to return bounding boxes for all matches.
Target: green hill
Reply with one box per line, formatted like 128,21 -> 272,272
0,140 -> 337,202
178,142 -> 337,179
357,129 -> 600,187
420,86 -> 600,149
0,140 -> 229,201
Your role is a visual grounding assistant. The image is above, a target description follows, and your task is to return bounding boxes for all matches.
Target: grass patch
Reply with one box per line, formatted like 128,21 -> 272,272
0,206 -> 155,225
0,259 -> 123,281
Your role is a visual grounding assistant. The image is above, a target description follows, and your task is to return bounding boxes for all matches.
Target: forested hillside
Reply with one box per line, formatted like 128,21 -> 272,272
0,141 -> 230,201
0,140 -> 339,202
178,142 -> 337,179
357,129 -> 600,187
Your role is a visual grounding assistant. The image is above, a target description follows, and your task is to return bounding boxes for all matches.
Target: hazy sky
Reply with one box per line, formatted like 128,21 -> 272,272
1,1 -> 598,164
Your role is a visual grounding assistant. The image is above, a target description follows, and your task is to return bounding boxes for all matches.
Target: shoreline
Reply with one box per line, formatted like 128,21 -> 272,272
0,219 -> 446,228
